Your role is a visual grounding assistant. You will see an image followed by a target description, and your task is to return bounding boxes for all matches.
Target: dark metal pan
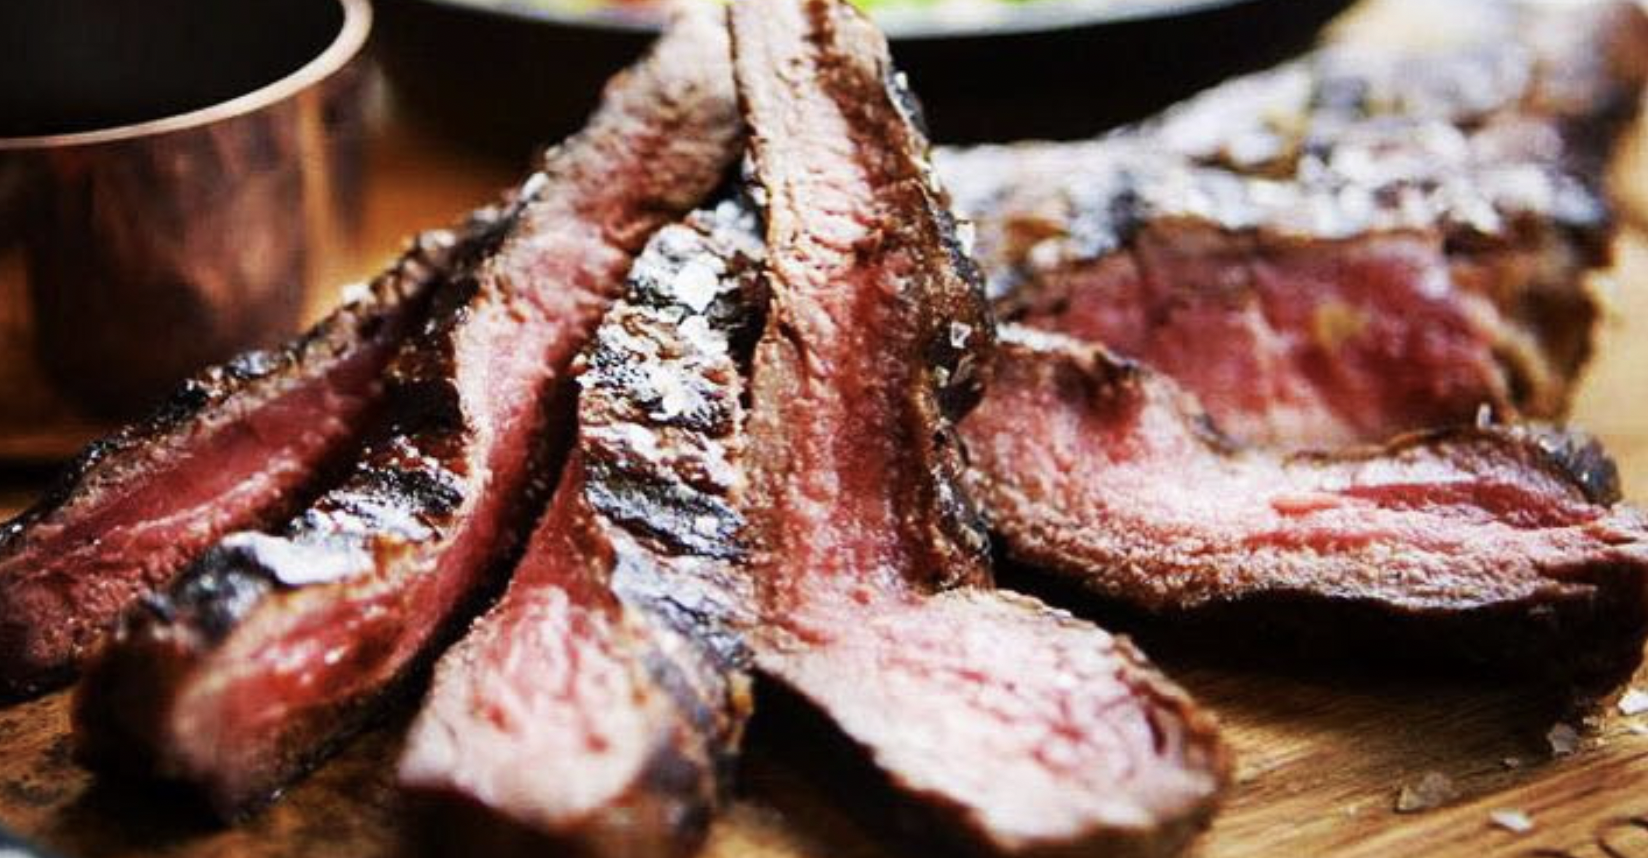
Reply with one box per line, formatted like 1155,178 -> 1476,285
378,0 -> 1356,156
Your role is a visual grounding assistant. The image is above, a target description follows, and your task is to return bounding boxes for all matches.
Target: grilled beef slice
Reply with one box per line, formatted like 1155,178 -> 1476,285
0,214 -> 499,699
732,1 -> 1230,854
398,199 -> 763,857
966,325 -> 1648,686
938,0 -> 1648,448
72,12 -> 742,816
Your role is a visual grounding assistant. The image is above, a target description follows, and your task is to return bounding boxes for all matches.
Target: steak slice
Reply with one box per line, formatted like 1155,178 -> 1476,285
938,0 -> 1648,448
397,198 -> 764,858
965,325 -> 1648,687
0,212 -> 496,699
732,1 -> 1229,854
72,12 -> 742,817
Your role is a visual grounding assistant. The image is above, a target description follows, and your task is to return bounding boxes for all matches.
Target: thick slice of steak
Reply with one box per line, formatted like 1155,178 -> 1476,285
938,0 -> 1648,448
966,325 -> 1648,686
732,1 -> 1229,854
0,213 -> 498,699
72,12 -> 742,817
398,199 -> 763,858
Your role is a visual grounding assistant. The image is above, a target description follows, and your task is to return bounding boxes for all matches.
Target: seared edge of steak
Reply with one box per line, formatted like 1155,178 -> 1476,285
0,207 -> 506,699
937,0 -> 1648,445
731,1 -> 1231,854
72,9 -> 743,817
584,200 -> 768,670
399,199 -> 763,857
966,325 -> 1648,688
70,183 -> 539,816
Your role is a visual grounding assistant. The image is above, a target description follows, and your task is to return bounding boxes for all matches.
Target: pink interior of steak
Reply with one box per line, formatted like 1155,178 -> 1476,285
739,2 -> 971,617
965,329 -> 1648,614
397,202 -> 761,855
74,11 -> 745,813
1021,225 -> 1512,449
398,471 -> 683,828
161,226 -> 628,806
0,316 -> 401,686
772,589 -> 1225,850
936,0 -> 1648,451
733,0 -> 1229,851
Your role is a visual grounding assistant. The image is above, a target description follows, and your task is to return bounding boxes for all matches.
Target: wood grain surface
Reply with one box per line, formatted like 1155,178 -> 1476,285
3,7 -> 1648,855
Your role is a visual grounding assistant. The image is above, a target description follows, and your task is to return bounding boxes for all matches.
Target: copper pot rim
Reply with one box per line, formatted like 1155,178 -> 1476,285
0,0 -> 373,152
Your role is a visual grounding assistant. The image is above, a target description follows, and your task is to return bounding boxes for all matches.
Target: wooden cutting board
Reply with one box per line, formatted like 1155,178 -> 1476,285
4,8 -> 1648,856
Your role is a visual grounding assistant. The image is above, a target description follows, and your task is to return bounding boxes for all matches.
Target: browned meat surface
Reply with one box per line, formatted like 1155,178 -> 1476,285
0,213 -> 499,698
72,13 -> 742,817
966,326 -> 1648,687
732,1 -> 1230,854
939,0 -> 1648,448
398,198 -> 763,858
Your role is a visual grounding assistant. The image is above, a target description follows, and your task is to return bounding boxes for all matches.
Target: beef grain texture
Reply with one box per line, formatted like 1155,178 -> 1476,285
398,198 -> 764,858
938,0 -> 1648,448
965,325 -> 1648,688
72,11 -> 743,818
732,1 -> 1230,855
0,210 -> 502,699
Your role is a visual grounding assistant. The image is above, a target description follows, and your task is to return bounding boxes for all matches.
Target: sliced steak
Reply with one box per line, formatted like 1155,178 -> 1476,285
965,325 -> 1648,687
0,212 -> 500,698
732,1 -> 1229,854
72,12 -> 743,817
938,0 -> 1648,448
398,198 -> 763,857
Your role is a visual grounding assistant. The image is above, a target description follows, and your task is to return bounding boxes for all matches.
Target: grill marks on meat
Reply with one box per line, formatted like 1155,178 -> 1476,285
965,326 -> 1648,686
398,200 -> 763,857
731,1 -> 1229,853
938,0 -> 1648,447
72,13 -> 742,816
0,217 -> 487,699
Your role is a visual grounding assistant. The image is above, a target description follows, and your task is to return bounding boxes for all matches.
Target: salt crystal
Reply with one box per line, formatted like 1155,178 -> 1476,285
339,281 -> 372,304
1489,809 -> 1534,834
672,260 -> 723,314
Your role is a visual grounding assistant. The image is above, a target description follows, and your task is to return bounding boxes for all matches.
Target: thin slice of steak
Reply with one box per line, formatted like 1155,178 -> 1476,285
72,12 -> 743,817
965,325 -> 1648,687
399,198 -> 764,858
938,0 -> 1648,448
0,211 -> 500,698
732,1 -> 1230,854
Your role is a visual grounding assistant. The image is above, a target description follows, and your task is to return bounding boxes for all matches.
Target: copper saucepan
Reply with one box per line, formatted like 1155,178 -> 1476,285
0,0 -> 372,430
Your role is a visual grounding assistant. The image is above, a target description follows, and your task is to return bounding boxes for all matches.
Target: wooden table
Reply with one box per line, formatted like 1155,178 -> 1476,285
4,20 -> 1648,858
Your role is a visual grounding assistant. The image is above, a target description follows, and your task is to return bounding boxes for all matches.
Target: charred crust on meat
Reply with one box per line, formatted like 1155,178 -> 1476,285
0,203 -> 509,698
582,199 -> 766,651
140,554 -> 277,645
585,462 -> 744,560
939,2 -> 1647,449
399,192 -> 763,851
0,211 -> 488,554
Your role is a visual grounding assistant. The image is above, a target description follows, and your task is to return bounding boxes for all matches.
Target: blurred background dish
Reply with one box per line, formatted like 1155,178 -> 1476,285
0,824 -> 55,858
378,0 -> 1356,155
0,0 -> 370,432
